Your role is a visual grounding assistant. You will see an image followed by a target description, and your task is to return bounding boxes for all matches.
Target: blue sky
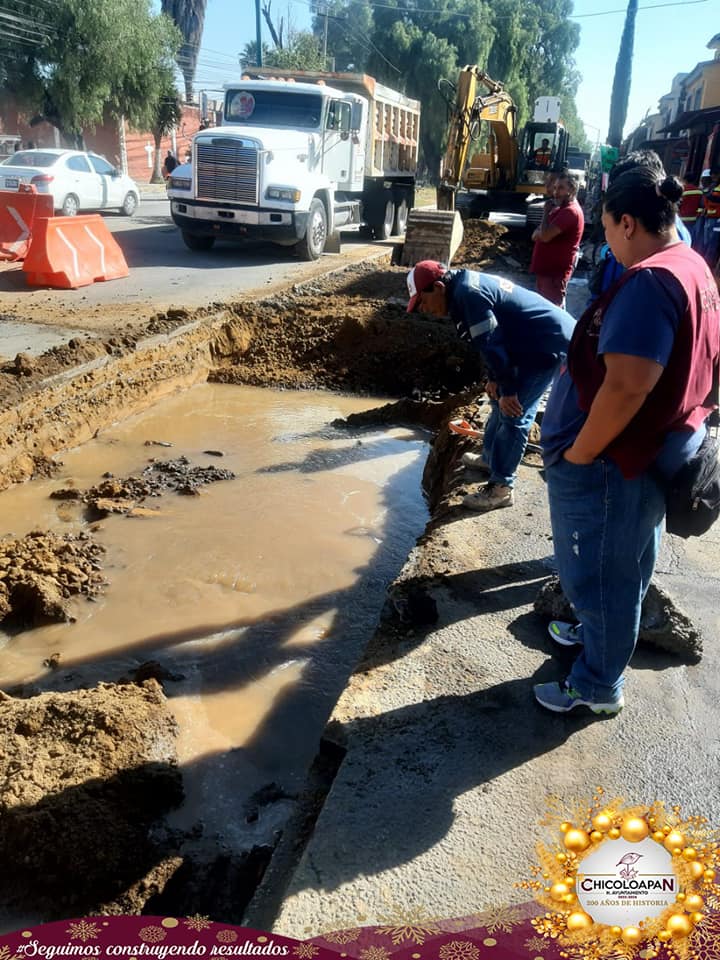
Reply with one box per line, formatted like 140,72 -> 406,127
190,0 -> 716,143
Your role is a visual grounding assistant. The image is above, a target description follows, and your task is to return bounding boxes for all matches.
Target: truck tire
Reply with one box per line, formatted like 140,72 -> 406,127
393,198 -> 409,236
182,231 -> 215,251
373,199 -> 395,240
296,199 -> 327,260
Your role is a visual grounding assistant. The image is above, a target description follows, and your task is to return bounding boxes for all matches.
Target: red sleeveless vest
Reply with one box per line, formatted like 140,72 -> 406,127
568,242 -> 720,478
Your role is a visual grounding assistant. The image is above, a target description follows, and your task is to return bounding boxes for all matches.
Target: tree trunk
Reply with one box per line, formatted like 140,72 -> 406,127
607,0 -> 638,148
151,132 -> 165,183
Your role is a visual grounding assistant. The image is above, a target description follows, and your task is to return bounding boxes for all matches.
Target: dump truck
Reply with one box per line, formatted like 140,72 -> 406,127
167,69 -> 420,260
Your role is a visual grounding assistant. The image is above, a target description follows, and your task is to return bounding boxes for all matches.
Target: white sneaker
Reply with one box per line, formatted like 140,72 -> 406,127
461,451 -> 491,474
462,483 -> 514,512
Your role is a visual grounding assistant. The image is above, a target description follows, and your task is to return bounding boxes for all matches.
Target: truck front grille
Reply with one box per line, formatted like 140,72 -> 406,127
196,140 -> 259,204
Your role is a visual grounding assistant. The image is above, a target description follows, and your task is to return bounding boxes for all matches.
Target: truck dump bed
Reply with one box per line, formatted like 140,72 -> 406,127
239,68 -> 420,179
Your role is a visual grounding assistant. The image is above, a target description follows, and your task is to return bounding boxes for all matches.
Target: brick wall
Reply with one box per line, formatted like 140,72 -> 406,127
0,100 -> 201,182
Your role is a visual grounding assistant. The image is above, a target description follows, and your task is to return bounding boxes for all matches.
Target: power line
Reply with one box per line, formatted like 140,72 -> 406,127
288,0 -> 706,19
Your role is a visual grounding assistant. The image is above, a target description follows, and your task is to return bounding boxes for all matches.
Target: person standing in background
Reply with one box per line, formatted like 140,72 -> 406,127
530,171 -> 584,307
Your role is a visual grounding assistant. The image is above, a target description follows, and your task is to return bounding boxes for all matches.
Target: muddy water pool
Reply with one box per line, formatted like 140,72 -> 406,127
0,383 -> 428,833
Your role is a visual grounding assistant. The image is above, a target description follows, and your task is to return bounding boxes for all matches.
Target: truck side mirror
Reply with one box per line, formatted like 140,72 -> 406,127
350,102 -> 363,133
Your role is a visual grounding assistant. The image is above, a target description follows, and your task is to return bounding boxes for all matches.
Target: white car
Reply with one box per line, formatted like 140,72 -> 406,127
0,149 -> 140,216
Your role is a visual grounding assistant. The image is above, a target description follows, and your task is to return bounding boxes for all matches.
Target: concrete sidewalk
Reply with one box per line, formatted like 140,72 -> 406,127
249,429 -> 720,937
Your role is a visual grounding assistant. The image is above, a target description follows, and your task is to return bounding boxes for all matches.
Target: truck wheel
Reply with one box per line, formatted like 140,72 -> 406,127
182,231 -> 215,251
373,199 -> 395,240
393,198 -> 409,236
296,199 -> 327,260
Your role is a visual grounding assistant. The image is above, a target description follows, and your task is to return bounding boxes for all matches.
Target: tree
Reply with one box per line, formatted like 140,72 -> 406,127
3,0 -> 180,146
607,0 -> 638,148
151,75 -> 184,183
241,29 -> 327,71
161,0 -> 208,104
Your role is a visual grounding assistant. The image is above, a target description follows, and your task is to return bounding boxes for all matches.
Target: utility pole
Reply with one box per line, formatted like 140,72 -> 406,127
323,3 -> 329,68
255,0 -> 263,66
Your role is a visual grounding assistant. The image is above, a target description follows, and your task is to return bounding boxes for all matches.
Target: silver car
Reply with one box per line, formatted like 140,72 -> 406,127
0,149 -> 140,216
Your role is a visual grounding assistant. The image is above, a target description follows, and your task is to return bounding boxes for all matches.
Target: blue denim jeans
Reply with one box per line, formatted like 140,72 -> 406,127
546,456 -> 666,701
483,365 -> 559,488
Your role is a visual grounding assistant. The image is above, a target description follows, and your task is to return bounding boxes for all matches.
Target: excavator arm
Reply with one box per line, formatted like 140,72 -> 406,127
437,66 -> 518,209
401,67 -> 517,267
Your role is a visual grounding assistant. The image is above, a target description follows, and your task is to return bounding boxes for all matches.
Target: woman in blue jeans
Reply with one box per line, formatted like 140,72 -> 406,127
536,166 -> 720,715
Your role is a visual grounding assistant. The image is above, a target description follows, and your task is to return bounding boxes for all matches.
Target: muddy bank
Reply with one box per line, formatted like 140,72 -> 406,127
0,530 -> 105,628
0,680 -> 182,919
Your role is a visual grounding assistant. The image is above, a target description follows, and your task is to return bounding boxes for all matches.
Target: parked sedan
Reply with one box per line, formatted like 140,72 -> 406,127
0,149 -> 140,216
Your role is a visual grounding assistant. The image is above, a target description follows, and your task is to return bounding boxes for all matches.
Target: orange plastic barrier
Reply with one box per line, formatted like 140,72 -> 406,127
0,185 -> 54,261
22,214 -> 129,289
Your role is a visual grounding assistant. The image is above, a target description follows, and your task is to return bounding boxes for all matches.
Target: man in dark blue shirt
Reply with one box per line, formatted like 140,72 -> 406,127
407,260 -> 575,511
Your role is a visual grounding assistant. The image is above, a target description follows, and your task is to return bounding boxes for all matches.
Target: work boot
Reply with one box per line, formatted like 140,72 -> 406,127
462,483 -> 514,512
461,451 -> 491,474
533,680 -> 624,715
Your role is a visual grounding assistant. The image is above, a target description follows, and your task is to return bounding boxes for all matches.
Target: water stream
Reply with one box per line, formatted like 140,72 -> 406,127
0,382 -> 429,837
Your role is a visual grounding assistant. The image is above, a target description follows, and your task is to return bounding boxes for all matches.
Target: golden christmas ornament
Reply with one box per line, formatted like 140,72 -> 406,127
682,847 -> 698,860
664,831 -> 685,852
690,913 -> 705,925
566,912 -> 593,932
657,931 -> 672,943
608,827 -> 621,839
560,821 -> 572,833
610,927 -> 622,937
592,813 -> 612,832
590,831 -> 603,842
689,861 -> 705,879
564,829 -> 591,852
550,883 -> 570,901
704,868 -> 716,880
621,817 -> 650,842
676,893 -> 686,902
666,913 -> 693,937
621,927 -> 642,946
684,894 -> 703,911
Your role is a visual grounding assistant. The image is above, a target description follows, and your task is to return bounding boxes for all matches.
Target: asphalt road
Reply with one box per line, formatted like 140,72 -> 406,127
0,197 -> 383,321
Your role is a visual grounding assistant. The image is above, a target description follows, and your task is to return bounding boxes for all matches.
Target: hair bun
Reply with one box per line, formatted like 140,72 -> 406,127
659,176 -> 683,204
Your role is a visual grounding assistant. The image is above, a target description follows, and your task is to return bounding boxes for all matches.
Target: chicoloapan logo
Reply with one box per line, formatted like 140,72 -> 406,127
577,837 -> 678,927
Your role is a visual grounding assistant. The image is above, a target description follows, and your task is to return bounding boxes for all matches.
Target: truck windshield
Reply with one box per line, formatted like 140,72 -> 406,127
225,89 -> 322,128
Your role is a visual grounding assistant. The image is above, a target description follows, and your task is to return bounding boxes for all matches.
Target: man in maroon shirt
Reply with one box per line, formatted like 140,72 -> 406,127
530,171 -> 584,307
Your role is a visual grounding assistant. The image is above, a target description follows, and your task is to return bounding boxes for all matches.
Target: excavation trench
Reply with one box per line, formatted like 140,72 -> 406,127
0,225 -> 705,928
0,250 -> 499,928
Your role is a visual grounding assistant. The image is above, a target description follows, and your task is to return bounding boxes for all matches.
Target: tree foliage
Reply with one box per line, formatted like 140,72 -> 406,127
1,0 -> 180,144
151,72 -> 184,183
161,0 -> 208,104
607,0 -> 638,147
306,0 -> 586,177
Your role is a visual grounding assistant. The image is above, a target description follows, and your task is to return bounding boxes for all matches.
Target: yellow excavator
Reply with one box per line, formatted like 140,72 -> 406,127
402,66 -> 567,266
401,66 -> 516,266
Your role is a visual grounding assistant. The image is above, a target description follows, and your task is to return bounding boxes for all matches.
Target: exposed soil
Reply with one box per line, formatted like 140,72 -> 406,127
0,530 -> 105,628
0,679 -> 183,918
51,455 -> 237,517
0,216 -> 709,923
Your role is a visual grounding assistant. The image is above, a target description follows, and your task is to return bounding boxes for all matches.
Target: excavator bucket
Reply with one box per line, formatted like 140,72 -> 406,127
400,209 -> 464,266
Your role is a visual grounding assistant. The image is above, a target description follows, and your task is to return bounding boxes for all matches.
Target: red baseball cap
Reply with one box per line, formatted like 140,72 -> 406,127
406,260 -> 447,312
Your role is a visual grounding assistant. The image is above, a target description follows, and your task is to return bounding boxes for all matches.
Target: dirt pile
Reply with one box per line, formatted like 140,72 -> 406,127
51,455 -> 236,517
0,530 -> 105,627
0,679 -> 183,918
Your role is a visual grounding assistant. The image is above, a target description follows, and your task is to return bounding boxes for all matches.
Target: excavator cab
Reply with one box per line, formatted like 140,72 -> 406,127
517,122 -> 569,188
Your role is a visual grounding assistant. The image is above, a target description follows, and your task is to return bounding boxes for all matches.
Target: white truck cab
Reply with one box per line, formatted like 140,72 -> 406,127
168,71 -> 420,259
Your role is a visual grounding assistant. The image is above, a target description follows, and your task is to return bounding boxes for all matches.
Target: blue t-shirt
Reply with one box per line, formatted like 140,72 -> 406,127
588,215 -> 692,306
446,270 -> 576,395
541,266 -> 704,478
